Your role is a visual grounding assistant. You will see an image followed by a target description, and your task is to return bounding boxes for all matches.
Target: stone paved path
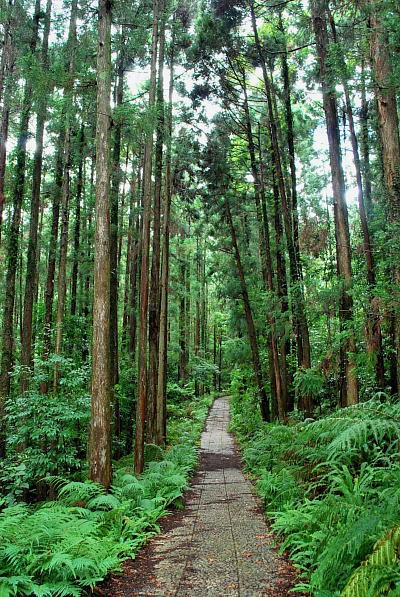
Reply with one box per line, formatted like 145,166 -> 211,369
100,396 -> 302,596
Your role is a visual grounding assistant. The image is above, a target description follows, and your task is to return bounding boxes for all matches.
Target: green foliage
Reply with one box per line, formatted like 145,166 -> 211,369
191,357 -> 219,387
342,526 -> 400,597
230,387 -> 400,596
1,380 -> 90,503
293,367 -> 325,400
0,394 -> 213,596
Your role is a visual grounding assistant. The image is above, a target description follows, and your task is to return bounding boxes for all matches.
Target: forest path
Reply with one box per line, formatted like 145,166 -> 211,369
98,397 -> 302,596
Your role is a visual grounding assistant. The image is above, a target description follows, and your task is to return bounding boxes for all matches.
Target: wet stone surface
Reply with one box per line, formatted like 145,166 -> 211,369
96,397 -> 305,597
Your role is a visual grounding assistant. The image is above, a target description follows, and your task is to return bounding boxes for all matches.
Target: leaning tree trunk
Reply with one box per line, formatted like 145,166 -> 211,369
89,0 -> 112,489
312,0 -> 358,406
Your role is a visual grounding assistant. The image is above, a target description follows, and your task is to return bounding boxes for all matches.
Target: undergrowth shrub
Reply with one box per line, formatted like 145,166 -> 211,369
230,390 -> 400,596
0,394 -> 213,597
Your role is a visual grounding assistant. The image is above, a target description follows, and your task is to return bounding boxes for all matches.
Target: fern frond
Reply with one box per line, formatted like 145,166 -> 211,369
86,494 -> 121,511
328,419 -> 400,458
342,525 -> 400,597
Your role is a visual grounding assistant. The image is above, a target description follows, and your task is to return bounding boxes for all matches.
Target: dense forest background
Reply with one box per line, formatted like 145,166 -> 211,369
0,0 -> 400,594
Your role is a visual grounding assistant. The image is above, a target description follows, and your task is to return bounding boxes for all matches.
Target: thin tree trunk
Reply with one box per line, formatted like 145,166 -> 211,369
40,133 -> 64,393
0,0 -> 15,243
178,243 -> 188,384
53,0 -> 78,393
240,74 -> 285,418
225,198 -> 270,422
0,1 -> 41,455
312,0 -> 358,406
89,0 -> 112,489
156,41 -> 174,446
70,123 -> 85,317
359,59 -> 373,219
110,41 -> 125,452
20,0 -> 52,393
148,5 -> 165,442
134,0 -> 159,475
369,4 -> 400,396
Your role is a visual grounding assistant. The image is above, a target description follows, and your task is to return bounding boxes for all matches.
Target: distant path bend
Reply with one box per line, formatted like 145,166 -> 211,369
100,396 -> 303,596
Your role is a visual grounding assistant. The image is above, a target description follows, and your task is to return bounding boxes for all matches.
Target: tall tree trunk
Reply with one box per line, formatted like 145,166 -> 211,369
312,0 -> 358,406
134,0 -> 159,475
359,59 -> 373,219
178,235 -> 189,385
278,20 -> 312,408
110,40 -> 125,453
0,0 -> 15,243
156,38 -> 174,446
240,74 -> 285,418
89,0 -> 112,489
20,0 -> 52,393
40,133 -> 64,393
225,198 -> 270,422
328,11 -> 384,389
0,0 -> 41,455
369,3 -> 400,396
128,191 -> 141,360
148,5 -> 165,442
70,123 -> 85,317
250,1 -> 312,414
53,0 -> 78,393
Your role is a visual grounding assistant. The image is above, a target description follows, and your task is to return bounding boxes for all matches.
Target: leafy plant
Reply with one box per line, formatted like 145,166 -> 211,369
230,389 -> 400,596
0,393 -> 213,596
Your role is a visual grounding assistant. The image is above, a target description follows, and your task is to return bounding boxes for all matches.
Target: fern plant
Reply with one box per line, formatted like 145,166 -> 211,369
341,526 -> 400,597
230,389 -> 400,596
0,393 -> 213,596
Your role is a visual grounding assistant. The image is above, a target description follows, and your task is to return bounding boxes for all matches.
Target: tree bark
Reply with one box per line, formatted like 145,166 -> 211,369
312,0 -> 358,406
156,38 -> 174,446
369,3 -> 400,396
148,4 -> 165,442
0,0 -> 41,455
225,198 -> 270,422
20,0 -> 52,393
89,0 -> 112,489
134,0 -> 159,475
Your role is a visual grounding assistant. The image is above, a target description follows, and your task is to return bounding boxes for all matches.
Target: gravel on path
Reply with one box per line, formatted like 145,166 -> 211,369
96,396 -> 305,597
